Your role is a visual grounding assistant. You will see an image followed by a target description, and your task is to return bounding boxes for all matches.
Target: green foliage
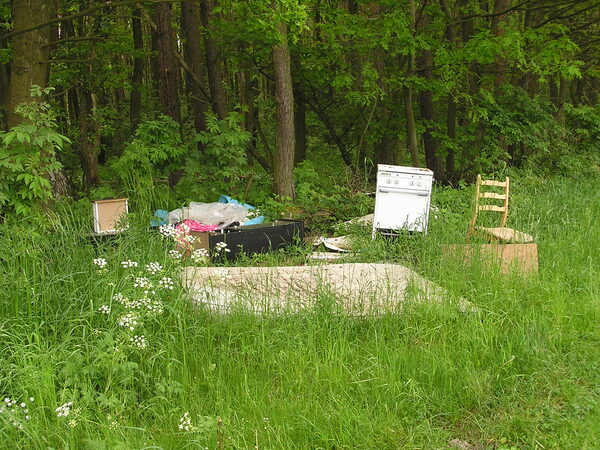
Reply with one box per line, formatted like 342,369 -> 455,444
466,86 -> 573,174
177,111 -> 252,202
564,103 -> 600,148
551,103 -> 600,174
522,24 -> 583,82
0,86 -> 71,217
260,159 -> 373,229
112,116 -> 185,211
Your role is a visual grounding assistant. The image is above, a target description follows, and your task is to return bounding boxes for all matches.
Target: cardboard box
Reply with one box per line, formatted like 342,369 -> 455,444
92,198 -> 129,234
190,220 -> 304,260
442,243 -> 538,275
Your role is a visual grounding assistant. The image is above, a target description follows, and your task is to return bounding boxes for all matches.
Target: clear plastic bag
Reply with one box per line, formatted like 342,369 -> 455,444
168,202 -> 249,229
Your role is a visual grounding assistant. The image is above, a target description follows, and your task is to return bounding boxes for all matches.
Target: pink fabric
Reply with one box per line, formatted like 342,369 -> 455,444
178,219 -> 218,232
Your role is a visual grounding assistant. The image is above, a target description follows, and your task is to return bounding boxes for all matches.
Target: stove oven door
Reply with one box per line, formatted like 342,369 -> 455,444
373,186 -> 430,232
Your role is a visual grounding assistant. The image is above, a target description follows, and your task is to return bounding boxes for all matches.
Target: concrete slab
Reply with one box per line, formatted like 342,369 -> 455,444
183,263 -> 472,315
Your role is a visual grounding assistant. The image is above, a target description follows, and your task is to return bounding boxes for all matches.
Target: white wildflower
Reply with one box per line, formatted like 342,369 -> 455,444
145,262 -> 163,275
191,248 -> 209,263
145,299 -> 164,315
93,258 -> 108,269
158,277 -> 174,290
121,297 -> 142,310
130,335 -> 147,349
98,304 -> 111,314
168,249 -> 182,260
0,395 -> 32,429
215,242 -> 231,253
159,224 -> 177,238
118,312 -> 140,331
120,260 -> 139,268
178,412 -> 196,432
55,402 -> 73,417
134,277 -> 151,288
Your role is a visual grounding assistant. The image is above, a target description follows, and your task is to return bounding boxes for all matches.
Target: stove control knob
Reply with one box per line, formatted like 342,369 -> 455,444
409,181 -> 414,186
394,179 -> 399,184
386,179 -> 391,184
417,181 -> 422,187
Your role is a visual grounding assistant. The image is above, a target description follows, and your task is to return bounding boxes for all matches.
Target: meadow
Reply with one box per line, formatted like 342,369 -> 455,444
0,171 -> 598,449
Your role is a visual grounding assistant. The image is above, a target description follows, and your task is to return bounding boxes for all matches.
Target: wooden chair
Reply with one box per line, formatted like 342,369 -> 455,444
466,175 -> 533,244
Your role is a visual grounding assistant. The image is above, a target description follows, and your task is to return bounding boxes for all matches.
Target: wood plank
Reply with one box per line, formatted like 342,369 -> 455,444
479,192 -> 506,200
479,205 -> 506,212
442,243 -> 538,274
481,179 -> 507,187
477,227 -> 534,243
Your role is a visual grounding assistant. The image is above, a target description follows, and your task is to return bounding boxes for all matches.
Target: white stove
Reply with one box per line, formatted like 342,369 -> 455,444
372,164 -> 434,236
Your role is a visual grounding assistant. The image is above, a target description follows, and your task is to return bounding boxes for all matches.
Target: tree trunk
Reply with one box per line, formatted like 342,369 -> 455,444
459,0 -> 478,94
272,21 -> 296,200
294,85 -> 306,166
200,0 -> 227,119
182,0 -> 208,137
491,0 -> 510,90
6,0 -> 75,200
155,3 -> 181,123
0,46 -> 8,130
404,85 -> 420,166
404,0 -> 420,167
292,56 -> 306,166
555,78 -> 569,124
571,78 -> 584,106
78,88 -> 100,191
440,0 -> 457,180
7,0 -> 52,128
446,97 -> 456,180
374,135 -> 396,166
240,70 -> 272,172
130,6 -> 143,132
417,41 -> 444,180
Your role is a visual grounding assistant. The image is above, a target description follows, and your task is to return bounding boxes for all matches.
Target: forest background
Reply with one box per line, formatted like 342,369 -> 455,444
0,0 -> 598,219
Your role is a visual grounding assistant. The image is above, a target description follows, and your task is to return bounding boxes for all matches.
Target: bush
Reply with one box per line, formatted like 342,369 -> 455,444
0,86 -> 70,217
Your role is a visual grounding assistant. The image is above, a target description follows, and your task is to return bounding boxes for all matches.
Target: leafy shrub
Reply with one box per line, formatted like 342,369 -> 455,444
260,160 -> 373,229
112,116 -> 185,211
471,86 -> 576,175
0,86 -> 71,217
176,111 -> 253,202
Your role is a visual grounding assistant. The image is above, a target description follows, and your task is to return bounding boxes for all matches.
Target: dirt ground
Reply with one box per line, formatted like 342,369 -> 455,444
183,263 -> 471,315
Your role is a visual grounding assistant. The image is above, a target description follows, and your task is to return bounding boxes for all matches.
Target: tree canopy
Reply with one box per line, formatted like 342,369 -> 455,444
0,0 -> 598,216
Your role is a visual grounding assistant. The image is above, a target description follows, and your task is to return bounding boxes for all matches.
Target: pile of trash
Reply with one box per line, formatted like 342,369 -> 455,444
152,195 -> 265,231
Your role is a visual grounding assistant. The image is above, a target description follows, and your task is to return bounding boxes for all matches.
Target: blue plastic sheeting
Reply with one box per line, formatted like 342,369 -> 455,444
151,209 -> 169,227
218,195 -> 265,225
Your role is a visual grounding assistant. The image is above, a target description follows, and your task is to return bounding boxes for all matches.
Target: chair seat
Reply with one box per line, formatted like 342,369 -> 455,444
476,227 -> 534,243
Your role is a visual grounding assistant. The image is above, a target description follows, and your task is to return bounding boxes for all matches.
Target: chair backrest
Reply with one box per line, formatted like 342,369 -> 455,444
467,175 -> 510,236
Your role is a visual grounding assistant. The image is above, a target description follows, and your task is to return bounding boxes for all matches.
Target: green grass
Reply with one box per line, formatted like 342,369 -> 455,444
0,172 -> 598,449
